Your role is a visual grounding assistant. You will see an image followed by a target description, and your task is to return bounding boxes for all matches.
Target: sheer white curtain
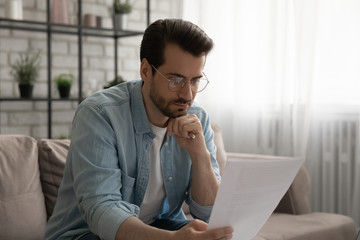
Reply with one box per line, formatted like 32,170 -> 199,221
183,0 -> 360,227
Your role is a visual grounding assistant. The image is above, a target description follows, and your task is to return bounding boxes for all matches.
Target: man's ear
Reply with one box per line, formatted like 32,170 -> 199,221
140,58 -> 152,81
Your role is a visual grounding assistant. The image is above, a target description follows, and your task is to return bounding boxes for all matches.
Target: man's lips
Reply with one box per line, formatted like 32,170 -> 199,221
173,100 -> 191,109
174,103 -> 189,109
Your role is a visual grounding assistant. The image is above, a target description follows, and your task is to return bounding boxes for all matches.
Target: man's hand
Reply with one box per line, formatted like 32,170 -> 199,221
116,216 -> 233,240
174,219 -> 233,240
167,114 -> 208,160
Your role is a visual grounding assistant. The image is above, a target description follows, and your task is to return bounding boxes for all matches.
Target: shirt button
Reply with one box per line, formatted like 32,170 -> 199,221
168,177 -> 173,181
164,142 -> 168,146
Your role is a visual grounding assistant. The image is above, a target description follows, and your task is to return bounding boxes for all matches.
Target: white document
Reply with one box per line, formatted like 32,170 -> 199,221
208,153 -> 304,240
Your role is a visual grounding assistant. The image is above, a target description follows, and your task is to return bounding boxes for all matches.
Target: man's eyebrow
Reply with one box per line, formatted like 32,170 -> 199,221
166,72 -> 185,78
166,72 -> 203,79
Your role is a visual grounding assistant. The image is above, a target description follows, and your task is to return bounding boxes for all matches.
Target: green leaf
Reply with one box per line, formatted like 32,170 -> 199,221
10,48 -> 41,84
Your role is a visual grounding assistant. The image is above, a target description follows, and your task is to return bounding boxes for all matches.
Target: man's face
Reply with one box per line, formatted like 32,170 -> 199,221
149,44 -> 206,118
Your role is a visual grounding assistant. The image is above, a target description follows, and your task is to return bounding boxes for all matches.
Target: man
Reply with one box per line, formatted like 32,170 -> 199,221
45,19 -> 233,240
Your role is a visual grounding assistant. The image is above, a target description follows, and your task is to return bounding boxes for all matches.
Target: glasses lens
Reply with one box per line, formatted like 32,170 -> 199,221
194,78 -> 208,92
166,73 -> 209,93
168,77 -> 184,91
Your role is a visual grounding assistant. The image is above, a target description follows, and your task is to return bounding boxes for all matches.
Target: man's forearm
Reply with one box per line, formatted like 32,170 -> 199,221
190,150 -> 220,206
166,116 -> 220,206
116,216 -> 174,240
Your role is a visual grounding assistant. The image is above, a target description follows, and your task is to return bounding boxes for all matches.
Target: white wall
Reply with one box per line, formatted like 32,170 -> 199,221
0,0 -> 182,139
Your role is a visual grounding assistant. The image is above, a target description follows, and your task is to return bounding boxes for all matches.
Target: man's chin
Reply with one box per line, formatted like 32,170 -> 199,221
164,108 -> 188,118
173,109 -> 187,118
160,103 -> 191,118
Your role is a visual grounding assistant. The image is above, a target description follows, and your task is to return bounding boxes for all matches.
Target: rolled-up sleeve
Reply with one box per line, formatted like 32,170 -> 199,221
186,191 -> 214,222
70,104 -> 139,240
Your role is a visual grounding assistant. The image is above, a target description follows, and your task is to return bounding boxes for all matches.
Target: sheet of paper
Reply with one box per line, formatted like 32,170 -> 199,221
208,153 -> 304,240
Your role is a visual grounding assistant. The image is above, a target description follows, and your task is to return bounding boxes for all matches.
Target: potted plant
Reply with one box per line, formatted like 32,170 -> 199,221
53,73 -> 74,98
112,0 -> 132,30
103,75 -> 126,89
10,48 -> 41,98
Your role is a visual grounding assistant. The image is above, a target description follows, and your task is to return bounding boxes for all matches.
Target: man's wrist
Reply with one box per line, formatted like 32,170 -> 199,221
190,149 -> 211,168
116,216 -> 176,240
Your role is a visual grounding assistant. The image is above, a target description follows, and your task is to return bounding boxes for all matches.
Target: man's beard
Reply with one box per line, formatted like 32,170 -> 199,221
149,82 -> 192,118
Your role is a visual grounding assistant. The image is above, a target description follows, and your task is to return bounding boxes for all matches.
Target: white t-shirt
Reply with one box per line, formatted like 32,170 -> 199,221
138,124 -> 167,224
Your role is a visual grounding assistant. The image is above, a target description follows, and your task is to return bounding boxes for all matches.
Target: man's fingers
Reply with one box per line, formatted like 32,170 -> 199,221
167,115 -> 199,138
186,219 -> 208,231
189,220 -> 233,240
189,132 -> 196,139
203,226 -> 233,240
180,118 -> 200,139
177,220 -> 233,240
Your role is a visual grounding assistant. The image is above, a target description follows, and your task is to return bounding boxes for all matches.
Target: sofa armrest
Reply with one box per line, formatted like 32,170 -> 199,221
0,135 -> 47,239
275,165 -> 311,214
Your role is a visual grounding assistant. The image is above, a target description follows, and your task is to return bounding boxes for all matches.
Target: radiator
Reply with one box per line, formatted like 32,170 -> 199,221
306,113 -> 359,226
252,111 -> 359,226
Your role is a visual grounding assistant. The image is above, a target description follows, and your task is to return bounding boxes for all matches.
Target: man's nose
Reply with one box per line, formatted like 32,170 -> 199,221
178,81 -> 193,100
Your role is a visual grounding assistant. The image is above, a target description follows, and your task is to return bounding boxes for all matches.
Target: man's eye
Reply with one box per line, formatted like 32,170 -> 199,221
191,78 -> 201,85
169,77 -> 184,84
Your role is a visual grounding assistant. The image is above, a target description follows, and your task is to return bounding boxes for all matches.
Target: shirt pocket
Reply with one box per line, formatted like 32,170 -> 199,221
120,172 -> 136,203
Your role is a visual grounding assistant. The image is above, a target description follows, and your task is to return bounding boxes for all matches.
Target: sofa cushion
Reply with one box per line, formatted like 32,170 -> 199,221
0,135 -> 47,240
38,138 -> 70,219
255,212 -> 357,240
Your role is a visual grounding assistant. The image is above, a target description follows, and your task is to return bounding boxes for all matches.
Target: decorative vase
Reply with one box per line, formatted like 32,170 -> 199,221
18,83 -> 33,98
58,85 -> 71,98
51,0 -> 70,24
113,14 -> 128,30
83,13 -> 97,27
96,16 -> 102,28
5,0 -> 23,20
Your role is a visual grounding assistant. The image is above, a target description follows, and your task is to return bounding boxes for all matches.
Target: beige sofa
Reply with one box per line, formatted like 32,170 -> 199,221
0,125 -> 357,240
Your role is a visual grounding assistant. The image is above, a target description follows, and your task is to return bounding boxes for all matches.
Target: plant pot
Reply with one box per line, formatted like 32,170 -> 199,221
18,83 -> 33,98
113,14 -> 128,30
58,85 -> 71,98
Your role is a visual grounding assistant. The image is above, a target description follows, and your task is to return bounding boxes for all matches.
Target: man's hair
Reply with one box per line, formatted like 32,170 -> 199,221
140,19 -> 214,72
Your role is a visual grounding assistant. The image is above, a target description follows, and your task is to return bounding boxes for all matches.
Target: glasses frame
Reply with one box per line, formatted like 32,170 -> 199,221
151,65 -> 209,93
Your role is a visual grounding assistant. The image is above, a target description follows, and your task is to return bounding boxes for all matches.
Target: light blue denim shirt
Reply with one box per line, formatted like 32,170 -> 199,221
45,80 -> 221,240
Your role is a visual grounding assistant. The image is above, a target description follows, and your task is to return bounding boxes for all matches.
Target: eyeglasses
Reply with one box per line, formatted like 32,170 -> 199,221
151,65 -> 209,93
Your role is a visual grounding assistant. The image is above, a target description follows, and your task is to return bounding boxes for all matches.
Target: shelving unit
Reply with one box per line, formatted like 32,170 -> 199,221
0,0 -> 150,138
